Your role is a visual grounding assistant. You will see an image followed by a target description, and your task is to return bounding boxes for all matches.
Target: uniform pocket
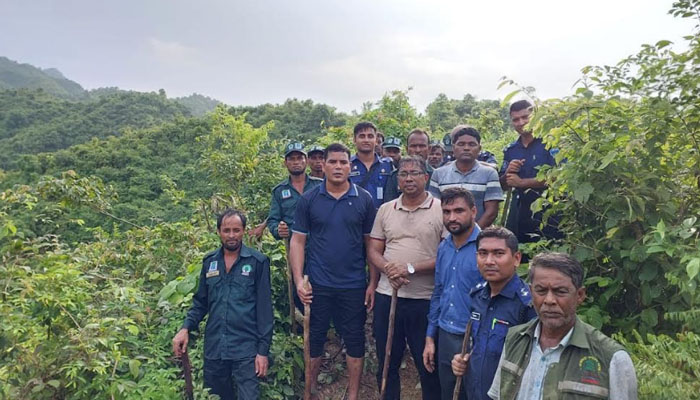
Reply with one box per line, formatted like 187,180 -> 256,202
233,274 -> 255,300
487,323 -> 509,354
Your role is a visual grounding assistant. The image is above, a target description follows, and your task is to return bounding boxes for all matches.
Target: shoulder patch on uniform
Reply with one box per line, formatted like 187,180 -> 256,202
281,189 -> 292,199
471,311 -> 481,321
518,284 -> 532,305
476,281 -> 487,289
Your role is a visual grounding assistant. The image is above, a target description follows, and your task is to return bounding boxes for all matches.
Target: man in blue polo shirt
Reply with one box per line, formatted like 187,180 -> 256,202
450,226 -> 537,400
423,187 -> 482,400
500,100 -> 562,244
290,143 -> 377,400
350,121 -> 394,209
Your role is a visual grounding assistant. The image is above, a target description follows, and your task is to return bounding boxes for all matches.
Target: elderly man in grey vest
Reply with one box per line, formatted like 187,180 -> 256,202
488,252 -> 637,400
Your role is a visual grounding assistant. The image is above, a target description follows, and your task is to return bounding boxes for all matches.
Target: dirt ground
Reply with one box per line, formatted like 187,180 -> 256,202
313,312 -> 424,400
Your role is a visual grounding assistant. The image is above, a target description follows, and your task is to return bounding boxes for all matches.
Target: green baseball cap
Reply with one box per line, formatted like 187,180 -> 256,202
284,141 -> 306,157
382,136 -> 402,149
306,145 -> 325,155
442,134 -> 453,151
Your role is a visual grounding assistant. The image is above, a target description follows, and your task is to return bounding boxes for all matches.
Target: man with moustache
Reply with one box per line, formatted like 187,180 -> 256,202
267,141 -> 322,241
350,122 -> 394,209
367,155 -> 443,400
383,128 -> 434,203
428,141 -> 445,170
382,136 -> 403,168
173,209 -> 273,400
423,188 -> 482,400
307,145 -> 325,179
430,126 -> 503,228
450,226 -> 537,400
291,143 -> 377,400
487,252 -> 637,399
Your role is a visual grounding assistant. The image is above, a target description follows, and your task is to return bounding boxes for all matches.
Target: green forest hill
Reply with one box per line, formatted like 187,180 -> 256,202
2,2 -> 700,398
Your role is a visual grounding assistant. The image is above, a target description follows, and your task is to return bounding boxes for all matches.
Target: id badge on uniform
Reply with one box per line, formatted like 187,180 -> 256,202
377,187 -> 383,200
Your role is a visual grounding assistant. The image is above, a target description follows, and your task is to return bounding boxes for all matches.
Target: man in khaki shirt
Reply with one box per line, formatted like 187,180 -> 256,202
368,155 -> 444,400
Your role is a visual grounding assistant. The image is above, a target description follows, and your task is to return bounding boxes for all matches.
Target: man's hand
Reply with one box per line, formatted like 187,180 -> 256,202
423,337 -> 436,373
505,173 -> 524,188
388,276 -> 410,290
255,355 -> 269,378
364,285 -> 376,311
451,353 -> 470,377
172,328 -> 189,357
278,221 -> 290,238
250,222 -> 266,240
296,280 -> 313,304
385,262 -> 409,280
506,159 -> 525,174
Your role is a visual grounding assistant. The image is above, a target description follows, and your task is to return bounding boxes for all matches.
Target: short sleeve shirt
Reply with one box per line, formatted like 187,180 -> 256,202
428,161 -> 504,221
370,193 -> 445,299
293,182 -> 376,289
349,154 -> 394,209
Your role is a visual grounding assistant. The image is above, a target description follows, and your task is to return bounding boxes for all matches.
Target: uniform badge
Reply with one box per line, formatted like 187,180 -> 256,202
208,261 -> 218,272
470,312 -> 481,321
241,264 -> 252,276
281,189 -> 291,199
579,356 -> 602,385
206,270 -> 220,278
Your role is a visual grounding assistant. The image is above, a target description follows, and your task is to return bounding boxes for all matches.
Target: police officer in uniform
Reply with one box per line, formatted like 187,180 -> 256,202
267,142 -> 323,241
442,133 -> 454,165
173,209 -> 273,400
382,136 -> 402,168
350,122 -> 394,209
307,145 -> 325,179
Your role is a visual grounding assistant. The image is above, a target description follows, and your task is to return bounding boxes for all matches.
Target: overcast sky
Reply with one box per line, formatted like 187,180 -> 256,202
1,0 -> 694,112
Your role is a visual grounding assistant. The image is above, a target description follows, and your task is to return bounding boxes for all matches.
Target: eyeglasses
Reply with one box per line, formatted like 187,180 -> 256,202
397,171 -> 425,178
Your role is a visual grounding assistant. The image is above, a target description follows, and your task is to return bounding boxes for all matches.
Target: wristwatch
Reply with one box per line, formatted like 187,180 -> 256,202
407,263 -> 415,275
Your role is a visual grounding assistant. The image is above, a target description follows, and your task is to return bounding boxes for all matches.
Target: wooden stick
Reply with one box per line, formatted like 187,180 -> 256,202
285,238 -> 296,333
379,288 -> 399,400
500,189 -> 512,227
303,275 -> 312,400
452,319 -> 473,400
181,351 -> 194,400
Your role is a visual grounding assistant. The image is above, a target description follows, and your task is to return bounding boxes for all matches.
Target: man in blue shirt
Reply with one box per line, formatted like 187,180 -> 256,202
350,121 -> 395,209
450,226 -> 537,400
423,187 -> 482,400
500,100 -> 562,243
290,143 -> 377,400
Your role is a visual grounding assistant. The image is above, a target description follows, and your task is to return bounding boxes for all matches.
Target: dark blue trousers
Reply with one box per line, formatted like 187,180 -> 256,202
203,357 -> 259,400
373,293 -> 441,400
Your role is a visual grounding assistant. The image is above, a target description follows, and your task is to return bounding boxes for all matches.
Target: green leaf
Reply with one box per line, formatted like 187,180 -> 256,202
640,308 -> 658,327
47,380 -> 60,389
126,325 -> 140,336
270,253 -> 284,262
501,90 -> 520,107
129,359 -> 141,379
639,264 -> 658,281
646,246 -> 665,254
656,39 -> 672,49
687,258 -> 700,280
597,151 -> 616,170
573,182 -> 594,203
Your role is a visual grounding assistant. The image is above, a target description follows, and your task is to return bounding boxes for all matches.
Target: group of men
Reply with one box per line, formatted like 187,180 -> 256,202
172,100 -> 638,399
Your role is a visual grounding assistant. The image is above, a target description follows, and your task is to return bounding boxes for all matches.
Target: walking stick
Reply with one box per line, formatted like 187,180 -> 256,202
303,275 -> 312,400
181,351 -> 194,400
379,288 -> 399,400
452,319 -> 473,400
285,238 -> 296,333
500,189 -> 512,227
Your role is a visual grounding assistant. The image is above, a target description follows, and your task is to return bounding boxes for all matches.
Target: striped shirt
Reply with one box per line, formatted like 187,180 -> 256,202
428,161 -> 504,221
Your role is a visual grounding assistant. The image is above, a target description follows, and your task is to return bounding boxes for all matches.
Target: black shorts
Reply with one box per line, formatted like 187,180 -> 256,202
309,284 -> 366,358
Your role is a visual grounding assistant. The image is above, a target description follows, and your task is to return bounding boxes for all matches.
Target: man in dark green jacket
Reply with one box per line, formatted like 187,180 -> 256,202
487,252 -> 637,400
173,209 -> 273,400
267,142 -> 322,240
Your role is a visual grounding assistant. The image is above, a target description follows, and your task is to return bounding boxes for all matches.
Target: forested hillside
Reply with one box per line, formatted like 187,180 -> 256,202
1,1 -> 699,398
0,56 -> 87,100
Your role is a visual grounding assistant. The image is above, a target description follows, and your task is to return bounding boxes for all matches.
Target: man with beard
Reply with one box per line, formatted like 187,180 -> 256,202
307,145 -> 325,179
173,209 -> 273,400
382,136 -> 402,168
383,129 -> 434,203
291,143 -> 377,400
500,100 -> 562,244
429,126 -> 503,228
423,188 -> 482,400
486,252 -> 637,399
350,122 -> 394,209
267,141 -> 322,241
367,156 -> 443,400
